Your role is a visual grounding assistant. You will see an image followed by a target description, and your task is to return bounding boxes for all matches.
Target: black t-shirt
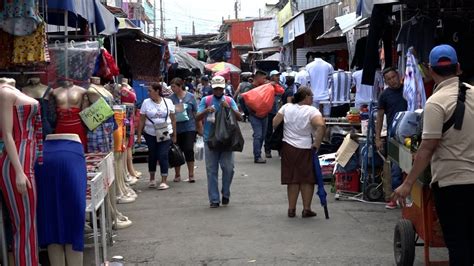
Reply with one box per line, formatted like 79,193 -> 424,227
378,87 -> 407,130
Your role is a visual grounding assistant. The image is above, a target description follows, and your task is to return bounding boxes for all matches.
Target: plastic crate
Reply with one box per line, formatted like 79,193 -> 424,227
335,170 -> 360,193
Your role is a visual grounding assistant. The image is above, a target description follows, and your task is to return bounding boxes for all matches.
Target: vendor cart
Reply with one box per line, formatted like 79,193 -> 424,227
387,139 -> 448,266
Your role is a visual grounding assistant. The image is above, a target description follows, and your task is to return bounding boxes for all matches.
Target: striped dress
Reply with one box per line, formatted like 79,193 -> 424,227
0,104 -> 42,266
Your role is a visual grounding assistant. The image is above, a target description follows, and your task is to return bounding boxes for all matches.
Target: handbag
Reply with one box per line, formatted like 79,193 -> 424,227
269,121 -> 284,151
146,99 -> 171,142
169,143 -> 185,167
79,88 -> 114,131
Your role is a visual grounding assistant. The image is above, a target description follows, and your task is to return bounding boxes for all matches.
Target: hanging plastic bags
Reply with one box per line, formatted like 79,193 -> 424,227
194,136 -> 204,161
241,83 -> 285,118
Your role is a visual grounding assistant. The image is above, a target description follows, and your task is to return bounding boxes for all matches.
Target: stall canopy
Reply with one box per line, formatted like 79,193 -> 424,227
317,12 -> 369,39
46,0 -> 119,35
172,49 -> 205,72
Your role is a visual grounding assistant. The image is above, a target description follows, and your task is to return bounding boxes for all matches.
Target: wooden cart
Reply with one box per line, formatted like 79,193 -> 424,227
387,139 -> 448,266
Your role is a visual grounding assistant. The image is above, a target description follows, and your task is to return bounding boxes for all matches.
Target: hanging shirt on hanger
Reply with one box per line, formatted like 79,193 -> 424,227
403,48 -> 426,111
329,70 -> 352,106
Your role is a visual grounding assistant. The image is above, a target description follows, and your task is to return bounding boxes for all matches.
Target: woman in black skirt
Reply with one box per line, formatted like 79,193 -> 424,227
272,86 -> 326,218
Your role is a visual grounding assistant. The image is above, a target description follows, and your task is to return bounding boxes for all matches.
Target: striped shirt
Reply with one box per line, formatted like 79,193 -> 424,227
329,70 -> 352,106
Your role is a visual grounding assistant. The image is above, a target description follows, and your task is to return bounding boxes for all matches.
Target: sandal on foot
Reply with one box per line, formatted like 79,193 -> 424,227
173,176 -> 181,182
188,176 -> 195,183
302,209 -> 317,218
148,181 -> 157,188
288,209 -> 296,218
158,183 -> 170,190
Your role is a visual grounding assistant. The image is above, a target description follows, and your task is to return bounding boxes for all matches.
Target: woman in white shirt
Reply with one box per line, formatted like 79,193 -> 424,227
137,83 -> 177,190
273,86 -> 326,218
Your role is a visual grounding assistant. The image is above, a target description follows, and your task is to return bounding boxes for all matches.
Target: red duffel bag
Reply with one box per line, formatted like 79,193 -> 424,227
241,83 -> 284,118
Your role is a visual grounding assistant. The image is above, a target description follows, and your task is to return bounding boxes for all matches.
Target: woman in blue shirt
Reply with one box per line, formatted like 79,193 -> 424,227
170,78 -> 199,183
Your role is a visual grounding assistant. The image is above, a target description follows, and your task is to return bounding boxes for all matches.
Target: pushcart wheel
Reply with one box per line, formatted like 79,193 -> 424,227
394,219 -> 415,266
365,183 -> 383,201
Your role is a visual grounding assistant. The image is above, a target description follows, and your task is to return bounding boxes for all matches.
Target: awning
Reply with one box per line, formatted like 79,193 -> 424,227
356,0 -> 400,18
282,7 -> 323,45
46,0 -> 118,35
316,12 -> 369,39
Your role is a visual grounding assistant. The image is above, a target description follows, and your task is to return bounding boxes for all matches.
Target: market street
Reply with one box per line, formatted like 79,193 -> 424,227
84,123 -> 445,265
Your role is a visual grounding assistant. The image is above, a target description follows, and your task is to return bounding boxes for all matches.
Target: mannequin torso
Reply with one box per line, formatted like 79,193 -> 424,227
22,78 -> 49,99
0,81 -> 40,265
51,81 -> 87,109
88,77 -> 114,104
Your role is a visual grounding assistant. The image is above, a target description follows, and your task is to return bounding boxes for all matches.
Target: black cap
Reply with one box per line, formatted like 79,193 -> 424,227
255,70 -> 267,76
201,76 -> 209,81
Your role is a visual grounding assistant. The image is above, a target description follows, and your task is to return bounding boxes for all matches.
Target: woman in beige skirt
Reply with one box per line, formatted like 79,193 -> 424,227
273,87 -> 326,218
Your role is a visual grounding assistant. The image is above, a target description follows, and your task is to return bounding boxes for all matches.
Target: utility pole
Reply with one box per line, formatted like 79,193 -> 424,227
159,0 -> 164,38
153,0 -> 156,37
175,26 -> 179,46
192,21 -> 195,35
234,0 -> 238,19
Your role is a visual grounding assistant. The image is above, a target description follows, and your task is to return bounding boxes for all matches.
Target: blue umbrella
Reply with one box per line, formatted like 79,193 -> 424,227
313,150 -> 329,219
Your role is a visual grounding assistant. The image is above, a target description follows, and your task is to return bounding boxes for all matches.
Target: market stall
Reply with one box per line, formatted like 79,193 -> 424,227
0,0 -> 142,265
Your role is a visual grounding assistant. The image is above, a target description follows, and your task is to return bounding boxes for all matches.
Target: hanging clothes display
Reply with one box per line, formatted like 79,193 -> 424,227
0,29 -> 13,68
12,22 -> 49,66
55,108 -> 88,150
0,0 -> 41,36
35,139 -> 87,252
0,103 -> 42,266
48,41 -> 100,85
396,14 -> 436,64
403,48 -> 426,111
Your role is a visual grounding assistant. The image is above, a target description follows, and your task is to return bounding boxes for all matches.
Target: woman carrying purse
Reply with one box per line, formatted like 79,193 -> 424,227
137,83 -> 177,190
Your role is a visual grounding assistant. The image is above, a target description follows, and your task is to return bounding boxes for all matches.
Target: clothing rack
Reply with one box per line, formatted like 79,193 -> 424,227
0,71 -> 46,75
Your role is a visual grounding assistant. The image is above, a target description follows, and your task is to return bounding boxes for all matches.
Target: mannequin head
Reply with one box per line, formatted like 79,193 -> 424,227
90,77 -> 100,85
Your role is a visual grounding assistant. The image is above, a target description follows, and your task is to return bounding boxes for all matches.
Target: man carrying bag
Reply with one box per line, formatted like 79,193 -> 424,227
196,76 -> 243,208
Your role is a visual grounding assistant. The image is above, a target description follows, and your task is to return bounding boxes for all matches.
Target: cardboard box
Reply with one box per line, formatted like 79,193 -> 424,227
335,134 -> 359,167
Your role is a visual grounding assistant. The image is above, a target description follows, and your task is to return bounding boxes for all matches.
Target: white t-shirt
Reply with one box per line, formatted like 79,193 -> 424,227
279,103 -> 322,149
306,58 -> 334,101
295,69 -> 310,87
140,98 -> 175,136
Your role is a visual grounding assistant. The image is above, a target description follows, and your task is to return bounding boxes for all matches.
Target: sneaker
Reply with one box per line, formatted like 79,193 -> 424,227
222,197 -> 230,205
148,180 -> 157,188
158,183 -> 170,190
210,203 -> 220,208
265,151 -> 272,158
385,200 -> 399,209
254,158 -> 266,164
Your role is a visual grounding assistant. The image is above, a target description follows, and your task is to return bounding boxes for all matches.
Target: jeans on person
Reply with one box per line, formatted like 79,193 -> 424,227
432,183 -> 474,266
204,143 -> 235,204
391,162 -> 402,190
143,133 -> 171,176
264,113 -> 276,153
248,114 -> 268,160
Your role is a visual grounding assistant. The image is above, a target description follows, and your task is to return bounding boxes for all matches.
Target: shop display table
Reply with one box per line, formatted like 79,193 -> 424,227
85,172 -> 107,266
387,139 -> 447,266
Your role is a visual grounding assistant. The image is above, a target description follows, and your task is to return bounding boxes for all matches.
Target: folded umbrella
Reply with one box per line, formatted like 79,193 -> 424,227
313,150 -> 329,219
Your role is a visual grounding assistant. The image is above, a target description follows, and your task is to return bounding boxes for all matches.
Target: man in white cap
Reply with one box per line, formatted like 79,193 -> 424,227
393,44 -> 474,265
196,76 -> 242,208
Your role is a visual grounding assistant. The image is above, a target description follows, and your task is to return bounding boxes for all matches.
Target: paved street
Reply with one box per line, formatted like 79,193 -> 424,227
84,122 -> 446,265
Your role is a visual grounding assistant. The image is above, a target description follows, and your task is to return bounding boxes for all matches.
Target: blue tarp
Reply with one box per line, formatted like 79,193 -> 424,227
46,0 -> 118,35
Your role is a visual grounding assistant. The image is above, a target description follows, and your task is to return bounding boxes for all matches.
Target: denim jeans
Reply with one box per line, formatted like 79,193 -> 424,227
248,114 -> 268,160
204,143 -> 235,204
264,113 -> 275,153
391,162 -> 402,190
144,133 -> 171,176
